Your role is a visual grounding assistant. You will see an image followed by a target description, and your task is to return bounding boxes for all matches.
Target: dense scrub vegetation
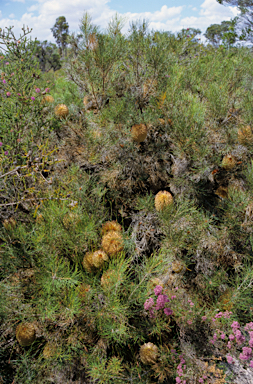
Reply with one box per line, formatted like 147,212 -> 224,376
1,14 -> 253,384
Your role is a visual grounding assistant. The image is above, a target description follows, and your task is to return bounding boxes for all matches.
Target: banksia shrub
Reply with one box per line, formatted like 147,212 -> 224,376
238,125 -> 253,145
54,104 -> 69,118
139,342 -> 159,364
143,79 -> 157,97
35,214 -> 44,224
131,124 -> 148,143
155,191 -> 173,212
43,342 -> 57,358
41,95 -> 54,104
101,269 -> 118,289
3,217 -> 16,230
62,212 -> 81,229
16,322 -> 36,347
92,249 -> 109,268
221,154 -> 236,170
76,283 -> 91,302
101,230 -> 124,257
172,260 -> 185,273
101,220 -> 122,236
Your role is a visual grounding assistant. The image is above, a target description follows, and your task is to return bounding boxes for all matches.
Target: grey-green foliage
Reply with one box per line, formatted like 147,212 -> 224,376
70,12 -> 126,107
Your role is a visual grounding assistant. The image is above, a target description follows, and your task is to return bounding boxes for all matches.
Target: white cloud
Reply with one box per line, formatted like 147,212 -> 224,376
27,5 -> 39,12
200,0 -> 239,20
10,0 -> 25,3
9,13 -> 15,18
0,0 -> 239,45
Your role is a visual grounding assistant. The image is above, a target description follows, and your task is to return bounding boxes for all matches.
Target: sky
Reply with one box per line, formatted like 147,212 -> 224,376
0,0 -> 240,45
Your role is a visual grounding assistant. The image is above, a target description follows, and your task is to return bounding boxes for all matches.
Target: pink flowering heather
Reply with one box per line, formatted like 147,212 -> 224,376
171,295 -> 176,300
223,311 -> 232,319
144,297 -> 154,310
202,316 -> 207,321
245,323 -> 253,331
221,333 -> 226,340
35,88 -> 40,93
150,309 -> 155,317
155,294 -> 169,310
199,379 -> 204,383
0,142 -> 2,146
229,334 -> 235,341
231,321 -> 240,330
17,93 -> 21,96
45,87 -> 50,93
5,62 -> 9,65
2,79 -> 6,84
235,329 -> 245,345
6,92 -> 11,97
164,308 -> 173,316
226,354 -> 234,364
10,72 -> 14,76
4,151 -> 8,155
239,347 -> 252,361
249,361 -> 253,368
154,285 -> 163,296
31,96 -> 35,101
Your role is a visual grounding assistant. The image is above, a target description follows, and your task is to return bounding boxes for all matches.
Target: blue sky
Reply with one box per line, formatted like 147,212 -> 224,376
0,0 -> 239,44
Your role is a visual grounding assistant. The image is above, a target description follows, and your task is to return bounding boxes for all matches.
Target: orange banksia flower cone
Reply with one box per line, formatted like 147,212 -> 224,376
54,104 -> 69,118
238,125 -> 253,145
82,251 -> 94,272
221,155 -> 236,170
41,95 -> 54,104
101,220 -> 122,236
16,323 -> 36,346
92,249 -> 109,268
139,342 -> 159,364
43,342 -> 57,358
102,230 -> 124,257
155,191 -> 173,212
131,124 -> 148,143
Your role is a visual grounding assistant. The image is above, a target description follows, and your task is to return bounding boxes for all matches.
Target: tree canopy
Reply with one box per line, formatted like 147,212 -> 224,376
217,0 -> 253,42
50,16 -> 69,57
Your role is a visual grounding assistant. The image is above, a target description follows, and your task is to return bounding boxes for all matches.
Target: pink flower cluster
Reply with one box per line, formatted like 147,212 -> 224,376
210,319 -> 253,368
176,354 -> 186,380
144,285 -> 174,319
211,311 -> 232,323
